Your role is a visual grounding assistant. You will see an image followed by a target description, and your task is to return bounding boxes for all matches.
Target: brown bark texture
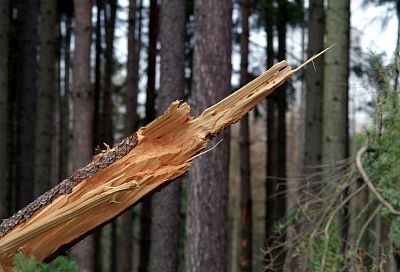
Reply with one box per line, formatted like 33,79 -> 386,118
70,0 -> 95,270
184,1 -> 232,271
0,60 -> 293,271
0,0 -> 10,220
121,2 -> 139,271
139,1 -> 159,271
239,0 -> 252,271
34,0 -> 58,197
265,1 -> 287,270
15,0 -> 39,210
303,0 -> 324,180
149,0 -> 186,271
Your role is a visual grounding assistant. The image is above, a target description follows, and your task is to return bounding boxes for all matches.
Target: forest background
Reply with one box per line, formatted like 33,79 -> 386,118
1,0 -> 400,271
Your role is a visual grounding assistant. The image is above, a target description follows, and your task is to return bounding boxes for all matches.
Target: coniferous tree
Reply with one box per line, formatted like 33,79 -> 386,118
185,0 -> 232,271
59,1 -> 73,181
239,0 -> 252,271
12,0 -> 39,210
149,0 -> 186,271
322,0 -> 350,254
0,0 -> 10,220
304,0 -> 324,184
121,0 -> 140,270
34,0 -> 58,196
69,0 -> 95,270
139,1 -> 159,271
264,1 -> 287,270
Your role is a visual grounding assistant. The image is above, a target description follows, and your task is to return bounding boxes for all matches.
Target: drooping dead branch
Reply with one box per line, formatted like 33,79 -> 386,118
356,146 -> 400,216
0,60 -> 298,270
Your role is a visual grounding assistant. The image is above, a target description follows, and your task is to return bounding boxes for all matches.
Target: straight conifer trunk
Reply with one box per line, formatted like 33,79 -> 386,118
304,0 -> 324,181
59,15 -> 72,181
185,1 -> 232,271
239,0 -> 252,271
0,0 -> 10,220
139,1 -> 159,271
121,0 -> 140,270
149,0 -> 186,271
15,0 -> 39,209
70,0 -> 95,270
265,1 -> 287,270
34,0 -> 58,197
322,0 -> 350,255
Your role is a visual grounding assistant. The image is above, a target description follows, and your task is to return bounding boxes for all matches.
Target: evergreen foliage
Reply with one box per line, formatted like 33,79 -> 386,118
12,252 -> 79,272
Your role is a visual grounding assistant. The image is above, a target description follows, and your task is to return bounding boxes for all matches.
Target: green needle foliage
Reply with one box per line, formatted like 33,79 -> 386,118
12,252 -> 80,272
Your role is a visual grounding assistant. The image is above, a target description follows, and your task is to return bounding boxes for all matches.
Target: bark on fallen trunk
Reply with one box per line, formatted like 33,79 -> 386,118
0,61 -> 292,270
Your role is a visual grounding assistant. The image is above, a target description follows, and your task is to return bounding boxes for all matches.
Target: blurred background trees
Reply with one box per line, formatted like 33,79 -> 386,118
1,0 -> 400,271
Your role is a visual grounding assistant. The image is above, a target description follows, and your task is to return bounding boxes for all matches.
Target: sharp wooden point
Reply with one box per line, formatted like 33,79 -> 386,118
292,44 -> 336,73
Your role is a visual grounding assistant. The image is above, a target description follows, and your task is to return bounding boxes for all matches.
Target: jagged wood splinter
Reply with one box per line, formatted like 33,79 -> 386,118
0,47 -> 331,270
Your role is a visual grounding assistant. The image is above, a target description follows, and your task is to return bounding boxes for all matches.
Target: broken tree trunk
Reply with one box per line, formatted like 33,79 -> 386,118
0,61 -> 293,270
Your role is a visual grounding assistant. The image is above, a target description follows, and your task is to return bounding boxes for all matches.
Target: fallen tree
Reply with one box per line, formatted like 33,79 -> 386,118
0,52 -> 327,270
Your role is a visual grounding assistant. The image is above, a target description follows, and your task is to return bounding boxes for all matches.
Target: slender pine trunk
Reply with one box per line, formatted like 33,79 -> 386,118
139,1 -> 159,271
34,0 -> 58,197
149,0 -> 186,271
239,0 -> 252,271
0,0 -> 10,220
184,1 -> 232,271
70,0 -> 95,269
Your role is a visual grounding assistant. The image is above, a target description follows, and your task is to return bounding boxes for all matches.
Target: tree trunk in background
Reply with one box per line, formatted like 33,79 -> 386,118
0,0 -> 9,220
239,0 -> 252,271
102,0 -> 115,146
144,0 -> 158,124
60,14 -> 71,181
264,2 -> 274,249
139,1 -> 159,271
184,1 -> 232,271
265,0 -> 287,270
303,0 -> 324,184
126,0 -> 139,134
14,0 -> 39,210
93,2 -> 103,271
103,1 -> 117,271
70,0 -> 95,270
93,0 -> 103,150
34,0 -> 58,197
121,0 -> 140,271
322,0 -> 350,254
149,0 -> 185,271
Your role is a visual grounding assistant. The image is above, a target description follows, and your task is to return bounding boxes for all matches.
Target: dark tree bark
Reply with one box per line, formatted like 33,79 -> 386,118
13,0 -> 39,210
70,0 -> 95,270
93,2 -> 104,271
102,0 -> 115,146
0,0 -> 10,220
59,12 -> 72,181
103,1 -> 117,271
149,0 -> 186,271
121,0 -> 140,271
239,0 -> 252,271
125,0 -> 139,134
265,0 -> 287,270
303,0 -> 324,184
184,1 -> 232,271
139,1 -> 159,271
144,0 -> 159,124
322,0 -> 350,256
93,0 -> 103,150
34,0 -> 58,197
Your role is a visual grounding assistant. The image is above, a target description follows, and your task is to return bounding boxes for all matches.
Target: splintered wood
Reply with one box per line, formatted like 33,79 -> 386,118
0,61 -> 292,270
